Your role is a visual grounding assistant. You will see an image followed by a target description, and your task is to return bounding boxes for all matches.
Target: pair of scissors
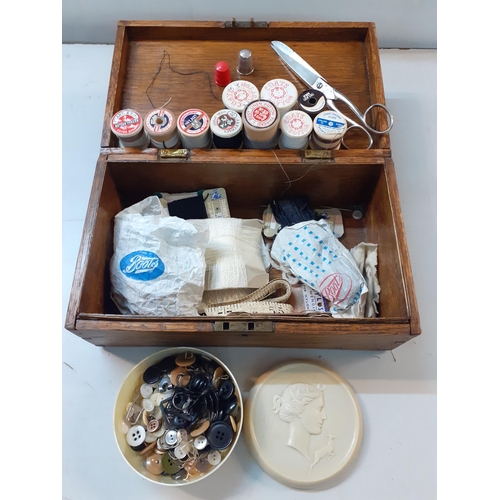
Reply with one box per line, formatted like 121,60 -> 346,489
270,40 -> 393,149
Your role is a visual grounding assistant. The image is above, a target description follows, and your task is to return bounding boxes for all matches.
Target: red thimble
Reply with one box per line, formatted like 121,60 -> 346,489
214,61 -> 232,87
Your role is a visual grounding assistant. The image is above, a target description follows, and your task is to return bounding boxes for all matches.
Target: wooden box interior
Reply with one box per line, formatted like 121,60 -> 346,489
66,22 -> 419,349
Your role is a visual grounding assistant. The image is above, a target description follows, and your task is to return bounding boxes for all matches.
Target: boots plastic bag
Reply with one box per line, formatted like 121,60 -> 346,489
110,196 -> 209,316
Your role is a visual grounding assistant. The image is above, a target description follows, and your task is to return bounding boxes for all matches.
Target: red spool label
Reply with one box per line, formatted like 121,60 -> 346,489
111,109 -> 142,135
245,101 -> 277,128
319,273 -> 352,303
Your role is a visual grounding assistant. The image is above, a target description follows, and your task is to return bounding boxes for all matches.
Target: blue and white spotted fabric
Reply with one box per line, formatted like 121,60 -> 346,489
271,220 -> 367,312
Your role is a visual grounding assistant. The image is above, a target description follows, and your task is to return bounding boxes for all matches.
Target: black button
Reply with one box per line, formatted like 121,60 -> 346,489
218,379 -> 235,400
143,365 -> 162,384
206,421 -> 234,450
221,395 -> 238,417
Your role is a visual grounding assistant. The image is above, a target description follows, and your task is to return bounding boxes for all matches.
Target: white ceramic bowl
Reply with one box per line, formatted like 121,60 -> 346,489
113,347 -> 243,485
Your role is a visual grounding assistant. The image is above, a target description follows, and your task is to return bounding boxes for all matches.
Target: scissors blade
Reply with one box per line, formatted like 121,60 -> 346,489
270,41 -> 335,99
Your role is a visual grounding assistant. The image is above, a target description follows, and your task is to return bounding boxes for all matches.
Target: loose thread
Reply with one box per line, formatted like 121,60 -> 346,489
271,149 -> 329,197
146,49 -> 222,108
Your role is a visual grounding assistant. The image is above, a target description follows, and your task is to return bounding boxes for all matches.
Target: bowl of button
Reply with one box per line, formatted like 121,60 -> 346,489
114,347 -> 243,485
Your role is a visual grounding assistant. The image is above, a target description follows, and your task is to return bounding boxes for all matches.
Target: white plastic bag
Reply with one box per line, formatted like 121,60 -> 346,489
110,196 -> 209,316
270,219 -> 367,312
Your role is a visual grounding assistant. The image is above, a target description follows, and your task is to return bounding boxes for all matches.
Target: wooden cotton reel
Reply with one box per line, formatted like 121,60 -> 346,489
144,108 -> 180,148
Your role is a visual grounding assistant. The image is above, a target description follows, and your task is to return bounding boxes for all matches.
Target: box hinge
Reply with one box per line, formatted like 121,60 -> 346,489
213,321 -> 274,333
225,18 -> 269,28
158,148 -> 190,160
301,149 -> 335,161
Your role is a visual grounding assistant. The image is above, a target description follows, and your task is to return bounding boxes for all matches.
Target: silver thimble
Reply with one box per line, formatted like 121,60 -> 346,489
237,48 -> 254,75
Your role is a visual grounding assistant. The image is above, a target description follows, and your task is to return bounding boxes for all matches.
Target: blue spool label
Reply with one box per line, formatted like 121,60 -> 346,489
120,251 -> 165,281
316,118 -> 345,129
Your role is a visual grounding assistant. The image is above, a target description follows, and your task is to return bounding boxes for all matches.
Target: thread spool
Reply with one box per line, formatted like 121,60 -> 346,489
222,80 -> 260,114
297,89 -> 327,118
278,110 -> 313,150
260,79 -> 298,121
311,110 -> 347,150
110,109 -> 148,149
177,109 -> 212,149
242,130 -> 280,150
242,100 -> 280,148
210,109 -> 243,149
144,108 -> 180,148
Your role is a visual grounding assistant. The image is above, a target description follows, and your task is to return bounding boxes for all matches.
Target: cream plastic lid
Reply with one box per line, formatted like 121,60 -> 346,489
244,361 -> 363,490
110,109 -> 143,138
260,79 -> 298,114
222,80 -> 260,113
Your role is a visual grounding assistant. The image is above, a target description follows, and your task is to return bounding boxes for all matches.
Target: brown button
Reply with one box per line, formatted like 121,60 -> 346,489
212,367 -> 225,388
137,439 -> 158,456
229,415 -> 238,433
179,373 -> 191,387
184,459 -> 202,477
170,366 -> 186,386
175,352 -> 196,367
147,418 -> 161,433
145,451 -> 165,475
190,420 -> 210,437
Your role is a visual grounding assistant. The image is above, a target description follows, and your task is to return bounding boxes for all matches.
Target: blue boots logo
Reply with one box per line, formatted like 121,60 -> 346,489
120,251 -> 164,281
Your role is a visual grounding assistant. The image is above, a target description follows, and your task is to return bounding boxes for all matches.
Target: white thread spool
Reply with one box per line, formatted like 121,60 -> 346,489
210,109 -> 243,149
311,110 -> 347,150
177,109 -> 212,149
242,100 -> 279,149
222,80 -> 260,113
260,79 -> 298,121
110,109 -> 148,149
278,110 -> 313,150
144,108 -> 180,148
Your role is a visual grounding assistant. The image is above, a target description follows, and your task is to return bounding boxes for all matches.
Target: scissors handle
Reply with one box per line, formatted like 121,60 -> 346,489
332,90 -> 394,135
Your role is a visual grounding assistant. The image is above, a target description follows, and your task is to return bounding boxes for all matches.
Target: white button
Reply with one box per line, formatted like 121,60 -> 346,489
145,431 -> 157,444
154,406 -> 163,420
174,445 -> 187,459
194,435 -> 208,450
207,450 -> 221,466
140,383 -> 154,398
142,398 -> 155,413
165,430 -> 178,446
121,421 -> 130,434
126,425 -> 146,447
153,424 -> 166,438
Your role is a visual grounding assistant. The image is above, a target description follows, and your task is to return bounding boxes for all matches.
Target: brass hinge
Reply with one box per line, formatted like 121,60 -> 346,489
158,148 -> 189,159
301,149 -> 335,161
225,18 -> 269,28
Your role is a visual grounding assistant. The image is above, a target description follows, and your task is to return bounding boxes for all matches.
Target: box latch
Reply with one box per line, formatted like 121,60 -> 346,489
213,321 -> 274,333
225,18 -> 269,28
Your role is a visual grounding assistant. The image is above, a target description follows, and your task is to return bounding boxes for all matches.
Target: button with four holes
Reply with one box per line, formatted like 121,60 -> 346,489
206,421 -> 234,450
126,425 -> 146,449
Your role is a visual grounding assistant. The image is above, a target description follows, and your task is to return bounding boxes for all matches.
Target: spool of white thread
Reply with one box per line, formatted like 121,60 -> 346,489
260,79 -> 298,121
177,109 -> 212,149
110,109 -> 149,149
278,110 -> 313,150
222,80 -> 260,113
242,100 -> 279,147
144,108 -> 180,148
311,110 -> 347,149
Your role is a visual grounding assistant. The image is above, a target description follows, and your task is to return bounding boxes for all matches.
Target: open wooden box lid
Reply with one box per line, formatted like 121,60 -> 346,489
101,20 -> 391,157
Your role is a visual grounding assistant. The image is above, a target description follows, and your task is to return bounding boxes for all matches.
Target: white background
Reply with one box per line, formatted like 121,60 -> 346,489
3,2 -> 500,499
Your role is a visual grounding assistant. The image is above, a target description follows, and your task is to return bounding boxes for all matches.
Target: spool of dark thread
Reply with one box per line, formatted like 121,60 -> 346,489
210,109 -> 243,149
297,89 -> 327,118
